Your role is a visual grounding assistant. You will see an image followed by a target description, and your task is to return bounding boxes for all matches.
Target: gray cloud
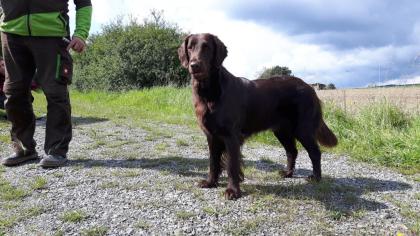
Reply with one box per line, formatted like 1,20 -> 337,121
224,0 -> 420,49
221,0 -> 420,87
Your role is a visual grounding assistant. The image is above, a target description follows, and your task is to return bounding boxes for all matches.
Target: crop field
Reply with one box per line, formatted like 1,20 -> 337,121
317,87 -> 420,115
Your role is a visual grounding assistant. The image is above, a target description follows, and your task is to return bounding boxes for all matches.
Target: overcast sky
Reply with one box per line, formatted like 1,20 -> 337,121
70,0 -> 420,88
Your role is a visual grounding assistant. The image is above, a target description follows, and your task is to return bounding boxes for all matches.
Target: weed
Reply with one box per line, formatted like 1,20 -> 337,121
80,226 -> 107,236
61,210 -> 88,223
176,210 -> 195,220
30,176 -> 48,190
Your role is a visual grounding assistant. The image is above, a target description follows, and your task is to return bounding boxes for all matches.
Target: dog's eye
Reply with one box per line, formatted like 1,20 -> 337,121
202,43 -> 208,49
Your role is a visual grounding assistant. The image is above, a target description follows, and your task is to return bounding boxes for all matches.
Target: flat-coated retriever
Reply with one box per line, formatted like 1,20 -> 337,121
178,33 -> 338,200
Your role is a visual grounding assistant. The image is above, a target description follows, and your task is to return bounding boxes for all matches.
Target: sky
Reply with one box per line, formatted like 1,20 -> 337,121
70,0 -> 420,88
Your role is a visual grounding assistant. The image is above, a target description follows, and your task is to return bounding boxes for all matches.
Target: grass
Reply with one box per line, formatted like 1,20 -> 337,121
80,226 -> 108,236
175,210 -> 195,220
61,210 -> 88,223
384,195 -> 420,234
324,101 -> 420,174
0,177 -> 28,201
225,217 -> 264,235
135,220 -> 151,230
98,181 -> 119,189
0,206 -> 45,232
2,87 -> 416,174
176,139 -> 189,147
202,206 -> 218,216
30,176 -> 48,190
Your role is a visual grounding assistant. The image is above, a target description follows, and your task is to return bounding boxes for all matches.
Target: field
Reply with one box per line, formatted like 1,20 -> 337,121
1,86 -> 419,174
317,87 -> 420,115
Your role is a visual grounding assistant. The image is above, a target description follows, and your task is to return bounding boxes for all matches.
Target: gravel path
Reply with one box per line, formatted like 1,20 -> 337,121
0,117 -> 419,235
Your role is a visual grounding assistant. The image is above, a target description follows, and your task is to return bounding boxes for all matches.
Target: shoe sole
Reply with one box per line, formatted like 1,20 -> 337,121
39,159 -> 68,168
2,154 -> 39,167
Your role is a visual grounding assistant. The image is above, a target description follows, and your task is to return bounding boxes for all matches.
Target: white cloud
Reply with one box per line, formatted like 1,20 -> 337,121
373,75 -> 420,86
68,0 -> 420,88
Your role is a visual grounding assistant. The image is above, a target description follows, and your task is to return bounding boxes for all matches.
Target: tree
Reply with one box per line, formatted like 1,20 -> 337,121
326,83 -> 336,90
72,11 -> 189,91
257,66 -> 292,80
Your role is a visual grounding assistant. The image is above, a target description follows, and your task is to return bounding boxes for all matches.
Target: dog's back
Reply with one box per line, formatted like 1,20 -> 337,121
239,76 -> 321,137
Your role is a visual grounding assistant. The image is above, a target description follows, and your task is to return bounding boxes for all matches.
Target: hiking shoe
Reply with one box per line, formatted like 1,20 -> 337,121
39,154 -> 67,168
2,151 -> 39,166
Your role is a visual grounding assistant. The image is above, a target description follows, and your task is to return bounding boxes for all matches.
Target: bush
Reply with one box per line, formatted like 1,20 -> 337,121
256,66 -> 292,80
72,12 -> 189,91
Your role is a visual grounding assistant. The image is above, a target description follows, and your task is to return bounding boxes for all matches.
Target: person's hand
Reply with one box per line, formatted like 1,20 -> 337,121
67,36 -> 86,53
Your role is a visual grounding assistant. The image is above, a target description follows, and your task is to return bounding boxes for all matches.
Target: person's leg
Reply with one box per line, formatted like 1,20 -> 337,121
1,33 -> 38,166
0,93 -> 5,110
30,37 -> 72,167
0,93 -> 7,119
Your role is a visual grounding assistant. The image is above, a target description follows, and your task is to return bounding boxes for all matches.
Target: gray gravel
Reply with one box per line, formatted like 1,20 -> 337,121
0,117 -> 419,235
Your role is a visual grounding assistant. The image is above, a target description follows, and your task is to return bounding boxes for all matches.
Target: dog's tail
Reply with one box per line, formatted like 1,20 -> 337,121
317,119 -> 338,148
221,152 -> 244,182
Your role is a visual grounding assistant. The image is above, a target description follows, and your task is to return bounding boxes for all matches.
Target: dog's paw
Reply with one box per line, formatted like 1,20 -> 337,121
224,188 -> 241,200
198,179 -> 218,188
280,169 -> 294,178
306,174 -> 321,182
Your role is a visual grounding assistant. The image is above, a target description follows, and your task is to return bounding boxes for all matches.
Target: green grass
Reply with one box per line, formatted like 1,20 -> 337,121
225,217 -> 264,235
61,210 -> 88,223
0,206 -> 45,231
324,101 -> 420,174
202,206 -> 218,216
51,87 -> 194,126
22,87 -> 420,174
80,226 -> 107,236
175,210 -> 195,220
98,181 -> 119,189
0,177 -> 28,201
30,176 -> 48,190
135,220 -> 151,230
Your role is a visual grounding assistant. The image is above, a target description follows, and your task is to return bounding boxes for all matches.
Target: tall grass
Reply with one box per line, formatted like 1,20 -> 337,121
324,102 -> 419,174
2,87 -> 418,174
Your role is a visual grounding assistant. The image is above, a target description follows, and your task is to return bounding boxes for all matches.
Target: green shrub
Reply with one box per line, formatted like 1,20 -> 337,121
256,65 -> 292,80
73,12 -> 189,91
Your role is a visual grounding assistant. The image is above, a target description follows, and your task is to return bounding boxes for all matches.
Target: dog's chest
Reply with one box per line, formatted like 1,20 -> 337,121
194,100 -> 221,135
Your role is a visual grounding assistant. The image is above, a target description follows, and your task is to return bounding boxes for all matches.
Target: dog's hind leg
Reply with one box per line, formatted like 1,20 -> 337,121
274,131 -> 298,178
199,135 -> 225,188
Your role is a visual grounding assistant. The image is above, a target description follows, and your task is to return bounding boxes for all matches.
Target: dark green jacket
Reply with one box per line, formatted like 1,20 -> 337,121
0,0 -> 92,40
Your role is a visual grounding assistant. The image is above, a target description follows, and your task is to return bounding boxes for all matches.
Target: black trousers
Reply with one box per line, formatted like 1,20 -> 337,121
0,93 -> 5,109
1,33 -> 73,156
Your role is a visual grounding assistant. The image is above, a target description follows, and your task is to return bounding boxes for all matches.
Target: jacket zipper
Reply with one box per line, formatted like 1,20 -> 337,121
27,0 -> 32,36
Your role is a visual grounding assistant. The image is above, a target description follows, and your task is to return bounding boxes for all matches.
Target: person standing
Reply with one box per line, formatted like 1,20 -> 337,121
0,0 -> 92,167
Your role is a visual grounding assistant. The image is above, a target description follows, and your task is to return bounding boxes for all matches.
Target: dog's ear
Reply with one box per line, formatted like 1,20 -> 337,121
212,35 -> 228,68
178,34 -> 192,68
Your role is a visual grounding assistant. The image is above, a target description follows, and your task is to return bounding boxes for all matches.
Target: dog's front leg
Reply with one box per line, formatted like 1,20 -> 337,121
199,135 -> 224,188
223,136 -> 242,200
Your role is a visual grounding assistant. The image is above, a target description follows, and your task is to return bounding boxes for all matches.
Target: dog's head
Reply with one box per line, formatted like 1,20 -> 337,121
178,33 -> 227,80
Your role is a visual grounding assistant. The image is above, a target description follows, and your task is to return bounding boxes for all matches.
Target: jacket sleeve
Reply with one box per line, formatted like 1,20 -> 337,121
73,0 -> 92,41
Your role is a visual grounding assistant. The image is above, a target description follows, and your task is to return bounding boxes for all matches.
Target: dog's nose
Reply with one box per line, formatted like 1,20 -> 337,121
190,62 -> 200,70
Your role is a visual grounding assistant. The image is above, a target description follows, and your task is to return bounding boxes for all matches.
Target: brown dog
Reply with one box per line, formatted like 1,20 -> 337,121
178,33 -> 337,200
